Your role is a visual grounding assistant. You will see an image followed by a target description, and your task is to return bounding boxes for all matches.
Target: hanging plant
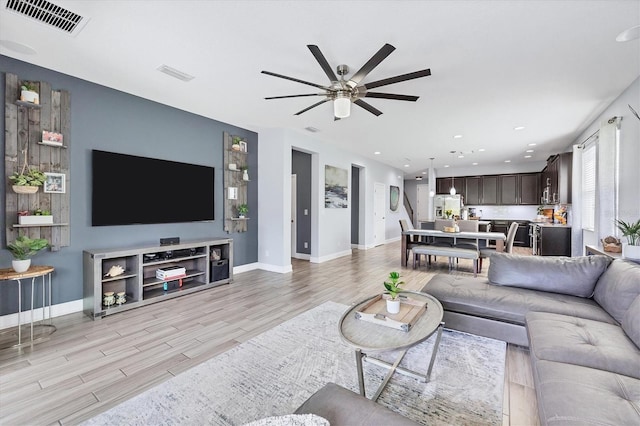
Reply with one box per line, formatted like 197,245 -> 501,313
8,146 -> 46,193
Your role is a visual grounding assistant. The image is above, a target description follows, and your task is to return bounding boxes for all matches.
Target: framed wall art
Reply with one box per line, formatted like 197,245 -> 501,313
324,165 -> 348,208
44,172 -> 66,193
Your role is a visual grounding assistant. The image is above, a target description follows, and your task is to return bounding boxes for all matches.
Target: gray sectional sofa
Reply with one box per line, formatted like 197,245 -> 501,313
422,253 -> 640,425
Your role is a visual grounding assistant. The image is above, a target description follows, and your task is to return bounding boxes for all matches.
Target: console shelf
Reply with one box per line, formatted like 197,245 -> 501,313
83,238 -> 233,319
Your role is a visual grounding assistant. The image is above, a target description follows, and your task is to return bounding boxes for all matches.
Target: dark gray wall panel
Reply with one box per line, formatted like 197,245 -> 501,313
0,55 -> 258,315
351,166 -> 360,244
291,150 -> 311,255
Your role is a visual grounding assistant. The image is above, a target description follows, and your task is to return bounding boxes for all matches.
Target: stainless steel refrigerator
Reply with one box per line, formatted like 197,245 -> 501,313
433,194 -> 463,219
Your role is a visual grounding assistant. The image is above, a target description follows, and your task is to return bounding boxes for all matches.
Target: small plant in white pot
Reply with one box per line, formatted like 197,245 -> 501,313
7,236 -> 49,273
20,81 -> 39,104
616,218 -> 640,261
383,271 -> 404,314
237,203 -> 249,218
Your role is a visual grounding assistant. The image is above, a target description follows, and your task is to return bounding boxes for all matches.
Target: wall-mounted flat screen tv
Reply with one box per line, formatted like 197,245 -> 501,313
92,150 -> 214,226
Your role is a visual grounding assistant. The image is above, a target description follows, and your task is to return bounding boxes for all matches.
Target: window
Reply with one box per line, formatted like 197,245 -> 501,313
581,143 -> 596,230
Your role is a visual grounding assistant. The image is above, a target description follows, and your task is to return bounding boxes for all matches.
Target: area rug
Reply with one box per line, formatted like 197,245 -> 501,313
83,301 -> 506,425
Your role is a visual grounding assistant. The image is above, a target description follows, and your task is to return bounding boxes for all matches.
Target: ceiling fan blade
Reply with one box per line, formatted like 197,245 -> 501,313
261,70 -> 332,90
354,99 -> 383,116
364,92 -> 419,102
294,99 -> 331,115
265,93 -> 325,100
307,45 -> 338,82
364,69 -> 431,90
347,43 -> 396,87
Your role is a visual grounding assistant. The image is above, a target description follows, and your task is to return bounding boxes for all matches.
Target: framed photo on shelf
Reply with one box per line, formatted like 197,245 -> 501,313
239,141 -> 247,152
44,172 -> 65,193
42,130 -> 63,145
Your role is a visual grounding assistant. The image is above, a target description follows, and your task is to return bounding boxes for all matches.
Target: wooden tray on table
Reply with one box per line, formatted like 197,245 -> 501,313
354,294 -> 427,332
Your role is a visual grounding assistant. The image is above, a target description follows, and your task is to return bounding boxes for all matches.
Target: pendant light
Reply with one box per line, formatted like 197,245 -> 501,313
429,157 -> 435,197
449,151 -> 457,195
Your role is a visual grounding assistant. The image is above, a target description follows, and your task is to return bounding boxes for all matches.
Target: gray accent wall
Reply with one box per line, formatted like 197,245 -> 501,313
292,150 -> 311,255
351,166 -> 360,244
0,55 -> 258,315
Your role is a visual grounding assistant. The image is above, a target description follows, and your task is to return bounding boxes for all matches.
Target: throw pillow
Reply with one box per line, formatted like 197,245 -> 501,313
243,414 -> 330,426
593,259 -> 640,323
488,253 -> 611,297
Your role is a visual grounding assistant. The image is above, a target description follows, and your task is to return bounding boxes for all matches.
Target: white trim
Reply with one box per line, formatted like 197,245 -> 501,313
292,253 -> 311,260
310,249 -> 352,264
257,262 -> 293,274
0,299 -> 83,330
233,262 -> 260,274
385,236 -> 401,244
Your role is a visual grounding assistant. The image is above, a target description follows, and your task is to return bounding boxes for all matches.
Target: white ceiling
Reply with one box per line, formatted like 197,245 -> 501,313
1,0 -> 639,177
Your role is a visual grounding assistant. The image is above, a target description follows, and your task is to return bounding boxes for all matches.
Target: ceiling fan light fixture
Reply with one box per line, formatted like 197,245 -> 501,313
334,94 -> 351,118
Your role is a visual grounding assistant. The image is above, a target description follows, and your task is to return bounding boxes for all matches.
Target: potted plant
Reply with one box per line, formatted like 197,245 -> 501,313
20,81 -> 39,104
7,236 -> 49,273
8,167 -> 46,194
237,203 -> 249,218
383,271 -> 404,314
616,218 -> 640,261
18,208 -> 53,225
232,136 -> 242,151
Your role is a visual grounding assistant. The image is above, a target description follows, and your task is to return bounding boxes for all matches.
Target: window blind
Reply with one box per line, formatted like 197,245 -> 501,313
581,144 -> 596,230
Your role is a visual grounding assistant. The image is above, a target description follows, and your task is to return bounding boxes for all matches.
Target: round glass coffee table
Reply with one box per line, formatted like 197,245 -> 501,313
338,291 -> 444,401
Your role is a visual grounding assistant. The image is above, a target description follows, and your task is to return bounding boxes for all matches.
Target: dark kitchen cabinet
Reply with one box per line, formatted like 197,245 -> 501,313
542,153 -> 572,204
482,176 -> 499,205
499,175 -> 518,205
520,173 -> 540,205
436,177 -> 454,194
464,177 -> 482,205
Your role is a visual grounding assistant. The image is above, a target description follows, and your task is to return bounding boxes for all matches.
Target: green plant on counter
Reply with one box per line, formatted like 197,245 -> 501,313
383,271 -> 405,300
616,218 -> 640,246
8,168 -> 46,186
7,236 -> 49,260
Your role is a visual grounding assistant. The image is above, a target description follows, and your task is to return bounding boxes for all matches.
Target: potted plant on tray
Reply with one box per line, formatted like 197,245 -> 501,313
383,271 -> 404,314
7,236 -> 49,273
616,218 -> 640,261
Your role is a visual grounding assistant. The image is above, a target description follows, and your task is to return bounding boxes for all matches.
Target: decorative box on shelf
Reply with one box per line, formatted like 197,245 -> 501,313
18,215 -> 53,225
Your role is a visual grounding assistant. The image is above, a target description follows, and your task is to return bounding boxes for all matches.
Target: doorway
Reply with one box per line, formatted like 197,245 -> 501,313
351,165 -> 362,247
374,182 -> 386,246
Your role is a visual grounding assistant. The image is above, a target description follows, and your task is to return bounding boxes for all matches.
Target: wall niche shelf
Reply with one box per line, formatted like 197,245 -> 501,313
5,73 -> 71,250
223,131 -> 249,233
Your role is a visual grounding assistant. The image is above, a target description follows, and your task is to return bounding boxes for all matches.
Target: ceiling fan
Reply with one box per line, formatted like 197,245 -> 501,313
261,43 -> 431,119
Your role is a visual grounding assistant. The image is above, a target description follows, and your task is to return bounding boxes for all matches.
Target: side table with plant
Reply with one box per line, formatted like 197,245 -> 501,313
616,218 -> 640,261
383,271 -> 405,314
7,236 -> 49,273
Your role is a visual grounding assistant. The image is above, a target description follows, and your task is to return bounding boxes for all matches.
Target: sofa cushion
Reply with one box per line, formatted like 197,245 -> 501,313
294,382 -> 419,426
593,259 -> 640,324
532,360 -> 640,426
422,274 -> 616,326
622,295 -> 640,348
487,253 -> 611,297
526,311 -> 640,379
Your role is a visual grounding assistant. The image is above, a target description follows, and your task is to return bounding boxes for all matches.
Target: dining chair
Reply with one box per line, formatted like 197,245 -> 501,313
478,221 -> 518,272
399,219 -> 430,264
454,220 -> 480,250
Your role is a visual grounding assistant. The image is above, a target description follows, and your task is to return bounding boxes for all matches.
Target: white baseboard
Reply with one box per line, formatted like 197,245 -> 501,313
353,243 -> 374,250
310,249 -> 352,264
257,263 -> 293,273
0,299 -> 83,330
233,262 -> 260,274
292,253 -> 311,260
385,236 -> 401,244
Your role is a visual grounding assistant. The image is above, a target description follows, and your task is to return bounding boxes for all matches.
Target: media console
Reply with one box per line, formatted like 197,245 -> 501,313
83,238 -> 233,319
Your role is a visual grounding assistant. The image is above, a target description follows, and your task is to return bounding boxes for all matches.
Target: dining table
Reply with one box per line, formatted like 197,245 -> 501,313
401,229 -> 507,267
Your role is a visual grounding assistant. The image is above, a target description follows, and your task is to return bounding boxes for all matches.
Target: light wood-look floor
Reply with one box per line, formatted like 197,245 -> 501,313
0,242 -> 539,425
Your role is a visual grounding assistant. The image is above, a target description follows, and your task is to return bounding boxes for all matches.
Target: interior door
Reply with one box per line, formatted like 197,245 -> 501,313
416,184 -> 429,222
374,182 -> 386,246
291,175 -> 296,256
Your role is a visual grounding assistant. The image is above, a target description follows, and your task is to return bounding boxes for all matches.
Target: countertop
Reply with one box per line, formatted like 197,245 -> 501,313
531,222 -> 571,228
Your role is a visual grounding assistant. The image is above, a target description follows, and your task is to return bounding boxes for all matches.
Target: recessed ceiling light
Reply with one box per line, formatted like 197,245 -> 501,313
527,143 -> 537,146
444,165 -> 450,168
472,162 -> 478,166
524,155 -> 532,158
514,126 -> 525,131
478,148 -> 486,152
422,171 -> 427,174
0,40 -> 37,55
374,151 -> 380,155
453,135 -> 463,139
504,160 -> 511,163
616,25 -> 640,42
404,164 -> 410,168
526,149 -> 534,153
457,154 -> 464,158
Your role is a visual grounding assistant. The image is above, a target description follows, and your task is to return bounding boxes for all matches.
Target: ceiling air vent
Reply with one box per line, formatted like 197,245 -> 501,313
5,0 -> 88,35
157,64 -> 195,82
